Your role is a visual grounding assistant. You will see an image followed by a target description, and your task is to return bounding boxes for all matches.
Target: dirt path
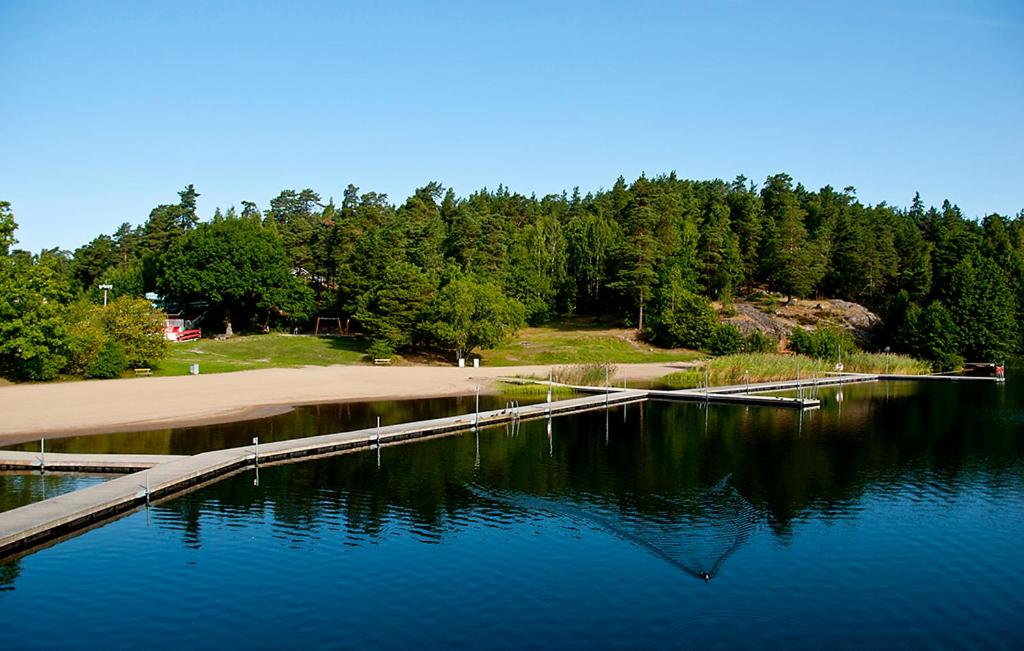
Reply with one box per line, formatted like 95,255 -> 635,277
0,362 -> 694,444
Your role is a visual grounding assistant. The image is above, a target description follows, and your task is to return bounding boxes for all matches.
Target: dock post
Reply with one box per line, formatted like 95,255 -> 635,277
547,369 -> 552,415
146,471 -> 151,505
252,436 -> 259,465
745,370 -> 750,395
475,385 -> 480,428
376,417 -> 381,446
605,366 -> 610,406
40,436 -> 45,472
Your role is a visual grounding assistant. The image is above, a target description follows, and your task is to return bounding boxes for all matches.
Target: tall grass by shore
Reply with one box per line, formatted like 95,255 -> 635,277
658,352 -> 930,389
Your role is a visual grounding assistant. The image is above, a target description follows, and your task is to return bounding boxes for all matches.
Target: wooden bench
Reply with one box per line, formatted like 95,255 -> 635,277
134,368 -> 153,377
373,358 -> 393,366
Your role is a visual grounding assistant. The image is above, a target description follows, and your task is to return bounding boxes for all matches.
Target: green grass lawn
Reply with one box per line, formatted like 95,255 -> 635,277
478,324 -> 702,366
153,334 -> 368,376
149,323 -> 699,377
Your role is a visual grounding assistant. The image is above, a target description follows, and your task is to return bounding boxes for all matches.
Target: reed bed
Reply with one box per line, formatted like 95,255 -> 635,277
658,352 -> 929,389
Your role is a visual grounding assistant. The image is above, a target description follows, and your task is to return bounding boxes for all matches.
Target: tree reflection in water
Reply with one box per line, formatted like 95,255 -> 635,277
467,473 -> 760,582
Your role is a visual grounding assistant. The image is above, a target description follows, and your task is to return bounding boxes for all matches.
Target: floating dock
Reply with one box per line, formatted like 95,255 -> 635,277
0,390 -> 645,558
0,371 -> 1005,560
0,450 -> 186,473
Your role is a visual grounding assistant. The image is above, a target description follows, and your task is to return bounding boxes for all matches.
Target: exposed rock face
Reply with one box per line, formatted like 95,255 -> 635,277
720,295 -> 881,347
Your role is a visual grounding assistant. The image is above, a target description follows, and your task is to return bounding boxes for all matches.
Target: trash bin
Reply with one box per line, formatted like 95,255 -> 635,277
458,358 -> 465,368
189,363 -> 200,375
473,358 -> 480,368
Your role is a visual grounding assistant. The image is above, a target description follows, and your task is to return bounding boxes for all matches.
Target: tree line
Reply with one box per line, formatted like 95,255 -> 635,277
2,172 -> 1022,379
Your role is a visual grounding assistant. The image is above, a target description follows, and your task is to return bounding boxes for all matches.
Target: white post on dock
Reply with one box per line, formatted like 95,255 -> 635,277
745,370 -> 750,395
376,416 -> 382,468
39,436 -> 45,472
547,368 -> 552,414
252,436 -> 259,465
798,368 -> 803,402
475,385 -> 480,428
146,471 -> 151,505
605,366 -> 610,406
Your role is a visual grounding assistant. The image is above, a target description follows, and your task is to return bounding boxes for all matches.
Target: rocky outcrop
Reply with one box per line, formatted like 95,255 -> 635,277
720,294 -> 881,347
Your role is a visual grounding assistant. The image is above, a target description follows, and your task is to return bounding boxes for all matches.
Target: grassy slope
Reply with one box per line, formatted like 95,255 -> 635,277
154,334 -> 367,376
149,324 -> 701,376
478,324 -> 702,366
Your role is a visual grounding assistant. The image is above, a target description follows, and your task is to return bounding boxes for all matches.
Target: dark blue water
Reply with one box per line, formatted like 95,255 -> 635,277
1,380 -> 1023,648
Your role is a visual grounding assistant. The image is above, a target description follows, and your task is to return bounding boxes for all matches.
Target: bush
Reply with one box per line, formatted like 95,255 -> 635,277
85,341 -> 127,378
743,330 -> 777,353
709,324 -> 744,355
647,289 -> 717,349
102,296 -> 168,368
366,340 -> 395,361
787,327 -> 857,360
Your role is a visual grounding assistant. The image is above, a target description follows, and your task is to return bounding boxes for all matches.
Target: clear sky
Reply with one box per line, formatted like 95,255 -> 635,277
2,0 -> 1022,253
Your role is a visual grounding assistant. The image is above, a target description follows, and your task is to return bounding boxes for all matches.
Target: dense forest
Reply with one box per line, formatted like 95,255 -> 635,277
2,172 -> 1022,380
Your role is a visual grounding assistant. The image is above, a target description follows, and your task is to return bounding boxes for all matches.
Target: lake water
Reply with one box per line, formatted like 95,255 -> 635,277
0,473 -> 109,513
1,380 -> 1023,648
4,394 -> 544,456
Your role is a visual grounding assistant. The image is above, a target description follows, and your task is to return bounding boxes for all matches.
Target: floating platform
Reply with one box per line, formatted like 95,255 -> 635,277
0,450 -> 186,473
0,370 -> 1005,560
0,390 -> 646,559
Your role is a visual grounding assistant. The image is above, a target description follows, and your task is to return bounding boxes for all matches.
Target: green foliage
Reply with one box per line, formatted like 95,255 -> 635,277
646,267 -> 717,349
743,330 -> 777,353
159,215 -> 312,334
13,167 -> 1024,381
0,202 -> 16,255
787,327 -> 857,360
356,261 -> 437,351
101,296 -> 168,367
365,340 -> 396,361
709,323 -> 744,356
0,222 -> 72,380
424,273 -> 526,360
85,340 -> 127,379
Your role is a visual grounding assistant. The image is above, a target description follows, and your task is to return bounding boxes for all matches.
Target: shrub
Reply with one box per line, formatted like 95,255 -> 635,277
743,330 -> 777,353
85,341 -> 127,379
366,340 -> 395,361
787,327 -> 857,360
709,324 -> 744,355
102,296 -> 168,368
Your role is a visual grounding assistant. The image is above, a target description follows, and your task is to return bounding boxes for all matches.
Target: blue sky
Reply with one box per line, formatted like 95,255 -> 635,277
2,0 -> 1022,253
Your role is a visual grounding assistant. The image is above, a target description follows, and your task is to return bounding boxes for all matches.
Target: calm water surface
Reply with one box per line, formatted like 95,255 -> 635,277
4,394 -> 543,455
0,473 -> 108,513
1,380 -> 1023,648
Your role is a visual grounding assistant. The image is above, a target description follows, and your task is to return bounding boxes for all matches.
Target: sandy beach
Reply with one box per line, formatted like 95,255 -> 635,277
0,362 -> 690,444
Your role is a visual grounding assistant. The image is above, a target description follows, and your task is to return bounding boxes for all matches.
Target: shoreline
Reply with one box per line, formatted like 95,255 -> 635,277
0,362 -> 691,445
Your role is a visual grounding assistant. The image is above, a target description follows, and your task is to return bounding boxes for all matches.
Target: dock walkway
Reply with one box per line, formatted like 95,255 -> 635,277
0,371 -> 1004,560
0,390 -> 645,558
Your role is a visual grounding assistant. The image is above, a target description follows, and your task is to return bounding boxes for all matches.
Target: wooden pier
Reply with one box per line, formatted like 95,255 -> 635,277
0,370 -> 1005,560
0,390 -> 645,558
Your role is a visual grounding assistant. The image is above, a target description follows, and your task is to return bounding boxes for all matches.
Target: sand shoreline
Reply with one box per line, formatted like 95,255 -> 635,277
0,362 -> 690,445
